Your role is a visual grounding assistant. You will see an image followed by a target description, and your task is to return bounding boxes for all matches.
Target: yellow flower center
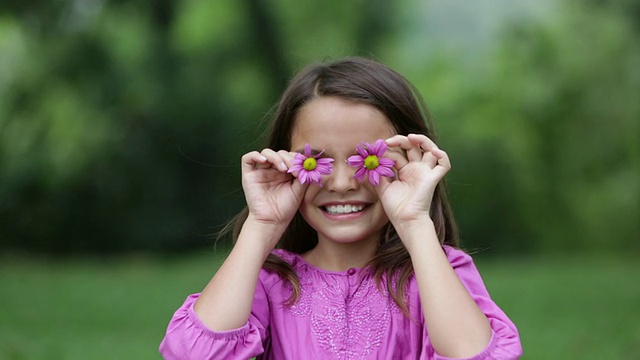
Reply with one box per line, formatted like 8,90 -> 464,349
364,155 -> 379,170
303,157 -> 317,171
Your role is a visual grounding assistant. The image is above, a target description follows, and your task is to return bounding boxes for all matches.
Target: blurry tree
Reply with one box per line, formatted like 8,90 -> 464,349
0,0 -> 400,253
416,1 -> 640,253
0,0 -> 638,255
499,2 -> 640,253
590,0 -> 640,30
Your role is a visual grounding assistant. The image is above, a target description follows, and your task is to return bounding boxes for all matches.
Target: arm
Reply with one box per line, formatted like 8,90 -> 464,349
159,149 -> 306,359
435,246 -> 523,360
194,149 -> 306,331
399,220 -> 493,357
380,134 -> 493,358
194,216 -> 285,330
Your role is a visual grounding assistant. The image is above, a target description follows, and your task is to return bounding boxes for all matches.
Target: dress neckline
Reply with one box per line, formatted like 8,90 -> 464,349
276,249 -> 367,276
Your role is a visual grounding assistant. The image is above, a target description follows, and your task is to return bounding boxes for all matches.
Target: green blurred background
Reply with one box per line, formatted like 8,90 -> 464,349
1,0 -> 639,359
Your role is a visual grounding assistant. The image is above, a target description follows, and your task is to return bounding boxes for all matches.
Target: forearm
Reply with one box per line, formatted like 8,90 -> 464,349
193,217 -> 285,331
398,219 -> 492,358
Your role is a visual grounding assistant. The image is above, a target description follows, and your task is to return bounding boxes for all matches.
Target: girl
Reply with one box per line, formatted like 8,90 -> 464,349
159,57 -> 522,359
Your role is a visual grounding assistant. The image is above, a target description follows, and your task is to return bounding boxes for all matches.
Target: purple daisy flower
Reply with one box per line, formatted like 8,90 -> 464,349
288,144 -> 334,186
347,139 -> 395,186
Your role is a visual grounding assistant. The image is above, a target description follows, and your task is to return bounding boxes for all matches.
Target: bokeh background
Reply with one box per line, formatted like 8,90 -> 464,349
1,0 -> 638,359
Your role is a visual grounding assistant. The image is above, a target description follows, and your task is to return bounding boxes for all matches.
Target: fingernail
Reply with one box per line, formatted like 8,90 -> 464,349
279,162 -> 288,170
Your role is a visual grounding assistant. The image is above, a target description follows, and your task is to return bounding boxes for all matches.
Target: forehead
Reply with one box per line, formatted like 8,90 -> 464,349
290,97 -> 396,153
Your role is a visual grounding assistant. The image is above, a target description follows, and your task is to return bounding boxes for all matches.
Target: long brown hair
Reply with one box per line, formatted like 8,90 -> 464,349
227,57 -> 459,313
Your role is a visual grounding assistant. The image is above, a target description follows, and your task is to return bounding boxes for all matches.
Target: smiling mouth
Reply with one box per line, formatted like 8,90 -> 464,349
323,204 -> 365,214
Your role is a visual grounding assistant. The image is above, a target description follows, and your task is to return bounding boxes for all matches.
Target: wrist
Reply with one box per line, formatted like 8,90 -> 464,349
393,217 -> 439,253
238,213 -> 288,252
392,214 -> 434,235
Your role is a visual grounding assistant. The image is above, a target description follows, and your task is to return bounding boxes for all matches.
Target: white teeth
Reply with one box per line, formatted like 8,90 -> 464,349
324,204 -> 365,214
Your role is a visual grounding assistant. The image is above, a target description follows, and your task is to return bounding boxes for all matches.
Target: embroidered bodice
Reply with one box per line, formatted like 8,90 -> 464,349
280,250 -> 400,358
160,246 -> 522,359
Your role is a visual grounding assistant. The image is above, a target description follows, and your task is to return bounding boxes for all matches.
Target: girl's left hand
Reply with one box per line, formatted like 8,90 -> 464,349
377,134 -> 451,227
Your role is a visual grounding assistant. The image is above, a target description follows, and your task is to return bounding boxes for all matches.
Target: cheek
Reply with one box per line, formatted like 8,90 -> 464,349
298,188 -> 321,230
361,182 -> 381,196
301,187 -> 321,206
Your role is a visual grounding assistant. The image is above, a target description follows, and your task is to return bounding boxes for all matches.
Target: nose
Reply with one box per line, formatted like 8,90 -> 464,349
324,160 -> 359,193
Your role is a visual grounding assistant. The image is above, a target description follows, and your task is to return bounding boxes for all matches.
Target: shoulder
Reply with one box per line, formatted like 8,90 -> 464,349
271,248 -> 304,266
442,245 -> 493,294
442,245 -> 475,268
257,249 -> 305,290
404,246 -> 476,292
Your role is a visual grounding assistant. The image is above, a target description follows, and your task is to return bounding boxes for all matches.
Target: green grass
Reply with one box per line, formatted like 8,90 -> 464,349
0,250 -> 226,360
476,254 -> 640,359
0,251 -> 638,359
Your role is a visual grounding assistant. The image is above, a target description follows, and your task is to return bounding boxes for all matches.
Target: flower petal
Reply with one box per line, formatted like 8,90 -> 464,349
354,167 -> 368,182
287,164 -> 302,174
376,166 -> 395,178
315,164 -> 333,175
371,139 -> 387,156
303,144 -> 312,157
356,144 -> 369,158
298,171 -> 309,184
378,157 -> 395,167
288,153 -> 305,171
347,155 -> 364,167
369,170 -> 380,186
308,171 -> 323,186
316,158 -> 335,165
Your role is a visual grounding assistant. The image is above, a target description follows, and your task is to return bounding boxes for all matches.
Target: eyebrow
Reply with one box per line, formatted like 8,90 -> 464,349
294,147 -> 324,156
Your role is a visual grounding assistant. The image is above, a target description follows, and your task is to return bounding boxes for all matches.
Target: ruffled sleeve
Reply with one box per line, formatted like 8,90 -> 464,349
159,272 -> 272,360
430,246 -> 523,360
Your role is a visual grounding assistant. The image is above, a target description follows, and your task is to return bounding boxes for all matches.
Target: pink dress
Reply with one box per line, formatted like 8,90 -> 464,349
159,246 -> 522,359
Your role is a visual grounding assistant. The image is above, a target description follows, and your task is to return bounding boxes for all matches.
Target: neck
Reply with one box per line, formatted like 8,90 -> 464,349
303,238 -> 378,272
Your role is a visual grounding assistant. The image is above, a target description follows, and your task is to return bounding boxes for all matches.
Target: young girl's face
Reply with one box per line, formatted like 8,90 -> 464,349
290,96 -> 396,248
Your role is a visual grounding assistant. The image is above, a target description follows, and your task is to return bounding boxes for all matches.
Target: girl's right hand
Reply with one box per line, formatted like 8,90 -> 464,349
241,149 -> 307,230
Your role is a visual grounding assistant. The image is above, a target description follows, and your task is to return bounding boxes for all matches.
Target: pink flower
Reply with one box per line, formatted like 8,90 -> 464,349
347,139 -> 395,186
288,144 -> 334,186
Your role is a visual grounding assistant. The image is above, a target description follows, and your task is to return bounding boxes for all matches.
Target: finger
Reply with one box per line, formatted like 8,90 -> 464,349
277,150 -> 298,167
404,134 -> 447,169
291,175 -> 309,195
407,133 -> 439,153
259,148 -> 290,172
382,149 -> 409,170
242,151 -> 268,173
386,135 -> 422,162
433,147 -> 451,172
423,151 -> 439,169
375,173 -> 394,195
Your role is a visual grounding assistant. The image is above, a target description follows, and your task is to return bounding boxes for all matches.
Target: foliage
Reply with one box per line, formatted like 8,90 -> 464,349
390,1 -> 640,253
0,0 -> 638,254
